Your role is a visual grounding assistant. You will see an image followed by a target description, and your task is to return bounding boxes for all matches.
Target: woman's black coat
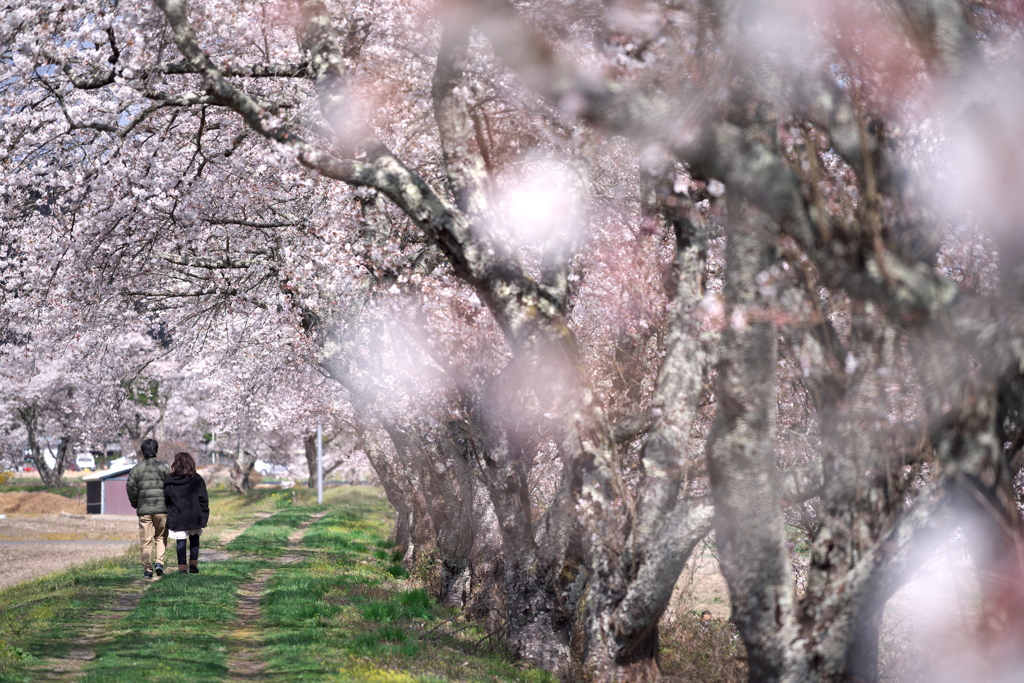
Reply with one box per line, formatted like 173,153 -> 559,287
164,473 -> 210,531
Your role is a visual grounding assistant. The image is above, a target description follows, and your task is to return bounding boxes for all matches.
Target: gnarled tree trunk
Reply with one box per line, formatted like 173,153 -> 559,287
354,416 -> 418,558
303,432 -> 319,489
706,203 -> 797,682
228,445 -> 258,493
462,398 -> 576,677
417,422 -> 475,607
18,405 -> 70,488
380,421 -> 437,566
582,165 -> 716,681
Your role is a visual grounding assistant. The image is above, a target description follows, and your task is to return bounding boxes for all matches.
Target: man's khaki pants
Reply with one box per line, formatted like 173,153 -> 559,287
138,514 -> 168,571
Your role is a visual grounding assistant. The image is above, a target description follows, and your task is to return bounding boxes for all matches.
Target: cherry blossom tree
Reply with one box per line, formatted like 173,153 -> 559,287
0,326 -> 167,485
0,349 -> 80,486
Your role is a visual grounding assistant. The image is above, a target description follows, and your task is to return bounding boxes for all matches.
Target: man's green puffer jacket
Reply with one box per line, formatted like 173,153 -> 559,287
126,458 -> 170,516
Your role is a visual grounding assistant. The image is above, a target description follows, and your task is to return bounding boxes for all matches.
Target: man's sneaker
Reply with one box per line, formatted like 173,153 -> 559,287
154,564 -> 164,576
143,570 -> 153,579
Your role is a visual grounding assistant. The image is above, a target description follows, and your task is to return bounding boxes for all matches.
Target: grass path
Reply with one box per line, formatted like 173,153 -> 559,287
225,568 -> 274,681
0,500 -> 279,682
3,506 -> 277,682
22,579 -> 149,681
0,487 -> 555,683
72,507 -> 322,682
224,511 -> 328,681
212,511 -> 275,547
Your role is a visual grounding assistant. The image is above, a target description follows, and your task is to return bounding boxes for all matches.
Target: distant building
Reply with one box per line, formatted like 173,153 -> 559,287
83,464 -> 136,515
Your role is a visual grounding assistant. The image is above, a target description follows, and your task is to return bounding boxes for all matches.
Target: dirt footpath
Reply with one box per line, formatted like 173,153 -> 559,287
0,513 -> 138,590
0,513 -> 136,541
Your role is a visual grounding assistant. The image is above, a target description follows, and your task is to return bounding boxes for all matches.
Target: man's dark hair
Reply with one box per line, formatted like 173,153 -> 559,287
140,438 -> 159,459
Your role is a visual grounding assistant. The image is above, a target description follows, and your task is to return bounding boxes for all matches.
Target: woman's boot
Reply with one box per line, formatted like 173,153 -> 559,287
178,564 -> 188,574
189,560 -> 199,574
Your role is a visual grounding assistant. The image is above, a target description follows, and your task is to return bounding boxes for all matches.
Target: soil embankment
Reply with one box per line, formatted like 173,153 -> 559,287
0,491 -> 85,515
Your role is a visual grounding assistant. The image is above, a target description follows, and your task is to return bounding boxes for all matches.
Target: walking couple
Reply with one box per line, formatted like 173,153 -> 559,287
125,438 -> 210,578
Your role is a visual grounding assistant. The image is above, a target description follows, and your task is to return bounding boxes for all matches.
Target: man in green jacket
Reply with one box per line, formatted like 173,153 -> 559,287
126,438 -> 170,578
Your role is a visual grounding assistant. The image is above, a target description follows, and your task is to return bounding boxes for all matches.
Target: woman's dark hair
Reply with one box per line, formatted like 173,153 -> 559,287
170,451 -> 197,477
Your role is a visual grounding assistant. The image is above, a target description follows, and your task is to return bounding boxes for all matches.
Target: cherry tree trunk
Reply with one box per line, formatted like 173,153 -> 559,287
18,405 -> 69,488
465,476 -> 504,629
706,205 -> 796,682
504,558 -> 573,677
379,421 -> 437,565
355,419 -> 417,557
584,497 -> 715,682
459,406 -> 574,676
417,423 -> 475,607
303,432 -> 318,489
586,625 -> 660,683
580,188 -> 716,682
35,437 -> 70,488
802,309 -> 898,683
228,450 -> 258,492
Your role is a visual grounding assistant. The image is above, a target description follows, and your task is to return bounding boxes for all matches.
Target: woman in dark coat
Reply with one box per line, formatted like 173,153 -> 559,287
164,452 -> 210,574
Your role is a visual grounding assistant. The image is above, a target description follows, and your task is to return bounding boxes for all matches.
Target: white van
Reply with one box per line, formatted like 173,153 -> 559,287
75,452 -> 96,472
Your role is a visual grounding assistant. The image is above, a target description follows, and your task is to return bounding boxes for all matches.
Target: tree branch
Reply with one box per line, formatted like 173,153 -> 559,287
609,409 -> 654,444
432,21 -> 494,225
153,251 -> 273,270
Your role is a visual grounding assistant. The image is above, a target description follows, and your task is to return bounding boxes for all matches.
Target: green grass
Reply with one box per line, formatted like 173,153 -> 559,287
0,481 -> 85,500
80,559 -> 261,683
0,486 -> 556,682
258,490 -> 556,682
224,507 -> 317,557
0,503 -> 302,682
79,503 -> 319,682
203,486 -> 377,544
359,589 -> 434,623
202,490 -> 294,544
0,552 -> 136,681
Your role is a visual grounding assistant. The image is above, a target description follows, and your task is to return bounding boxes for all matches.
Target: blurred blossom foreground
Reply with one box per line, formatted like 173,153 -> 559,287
2,0 -> 1024,680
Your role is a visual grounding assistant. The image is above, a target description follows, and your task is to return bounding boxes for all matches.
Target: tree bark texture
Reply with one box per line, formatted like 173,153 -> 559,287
802,309 -> 906,682
445,417 -> 506,621
583,184 -> 716,681
303,432 -> 319,490
228,448 -> 258,493
707,202 -> 796,682
18,405 -> 69,488
139,1 -> 1024,680
379,421 -> 437,565
413,423 -> 475,607
912,330 -> 1022,640
456,393 -> 575,677
352,415 -> 419,558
